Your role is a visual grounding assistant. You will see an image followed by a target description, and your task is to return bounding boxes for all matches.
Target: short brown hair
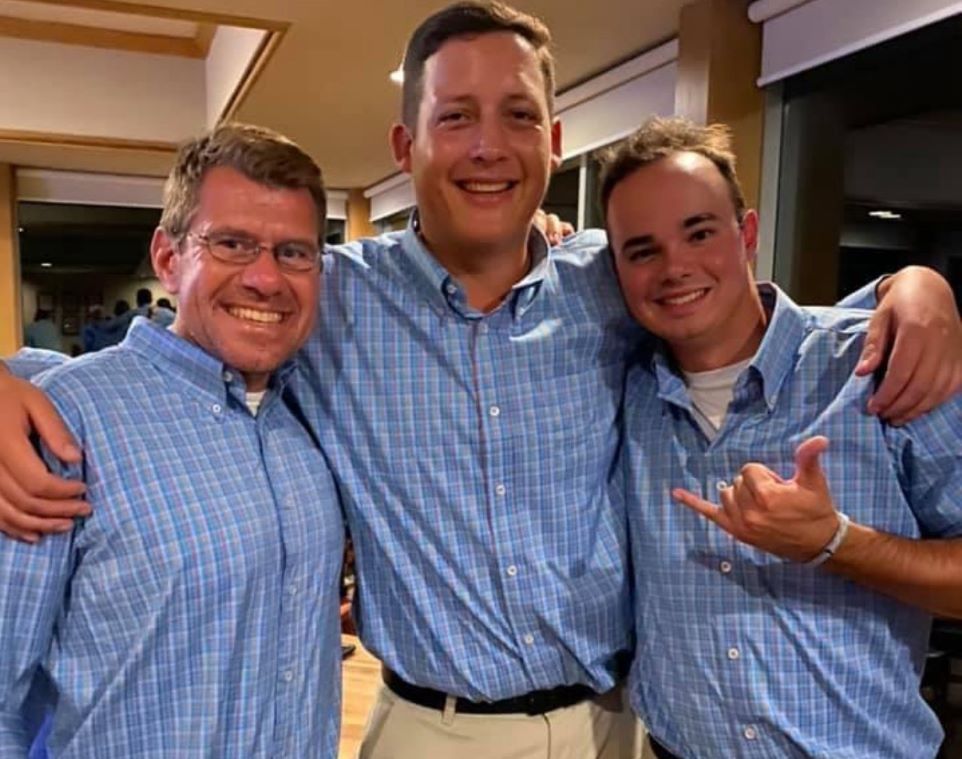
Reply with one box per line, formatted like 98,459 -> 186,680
598,117 -> 746,224
400,1 -> 555,129
160,123 -> 327,243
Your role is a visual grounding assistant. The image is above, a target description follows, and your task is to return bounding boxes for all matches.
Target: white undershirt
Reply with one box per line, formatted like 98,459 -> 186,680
245,391 -> 266,416
681,357 -> 753,441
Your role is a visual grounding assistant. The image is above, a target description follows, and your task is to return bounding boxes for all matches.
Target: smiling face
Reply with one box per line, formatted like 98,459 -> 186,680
606,151 -> 765,372
391,31 -> 561,264
152,166 -> 320,391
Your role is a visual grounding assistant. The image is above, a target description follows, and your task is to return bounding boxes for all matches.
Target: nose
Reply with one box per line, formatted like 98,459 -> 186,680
239,247 -> 285,296
660,241 -> 695,282
469,112 -> 509,163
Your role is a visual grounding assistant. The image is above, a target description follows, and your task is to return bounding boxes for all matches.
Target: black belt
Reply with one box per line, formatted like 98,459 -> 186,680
382,668 -> 594,716
649,736 -> 683,759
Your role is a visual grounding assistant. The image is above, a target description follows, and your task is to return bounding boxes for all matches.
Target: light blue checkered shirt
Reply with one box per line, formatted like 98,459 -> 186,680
291,222 -> 640,700
623,284 -> 960,758
0,319 -> 345,757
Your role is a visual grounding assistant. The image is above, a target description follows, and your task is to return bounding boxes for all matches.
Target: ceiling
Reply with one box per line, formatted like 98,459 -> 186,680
0,0 -> 694,189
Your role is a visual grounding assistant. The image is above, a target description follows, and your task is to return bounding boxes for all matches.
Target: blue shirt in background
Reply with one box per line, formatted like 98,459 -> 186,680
24,319 -> 61,353
623,284 -> 960,758
0,319 -> 345,758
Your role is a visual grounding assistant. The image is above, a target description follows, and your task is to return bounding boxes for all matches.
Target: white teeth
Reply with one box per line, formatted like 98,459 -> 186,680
227,306 -> 283,324
461,181 -> 512,193
663,290 -> 706,306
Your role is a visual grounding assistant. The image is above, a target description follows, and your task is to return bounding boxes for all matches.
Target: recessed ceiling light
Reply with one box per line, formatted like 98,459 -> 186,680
40,262 -> 52,268
869,210 -> 902,220
389,66 -> 404,84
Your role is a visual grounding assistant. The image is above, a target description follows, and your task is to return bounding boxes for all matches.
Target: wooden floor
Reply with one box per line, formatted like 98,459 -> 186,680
340,635 -> 380,759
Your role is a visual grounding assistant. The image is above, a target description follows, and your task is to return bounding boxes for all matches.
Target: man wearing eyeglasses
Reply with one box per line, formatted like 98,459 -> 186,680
0,124 -> 345,757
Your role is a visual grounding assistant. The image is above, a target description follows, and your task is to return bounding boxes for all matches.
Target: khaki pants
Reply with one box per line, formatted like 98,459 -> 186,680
358,683 -> 651,759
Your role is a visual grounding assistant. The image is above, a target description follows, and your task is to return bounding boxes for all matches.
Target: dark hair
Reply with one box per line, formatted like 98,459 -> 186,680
160,123 -> 327,244
598,117 -> 747,224
156,298 -> 174,310
136,288 -> 153,307
401,1 -> 555,128
34,308 -> 51,322
114,299 -> 131,317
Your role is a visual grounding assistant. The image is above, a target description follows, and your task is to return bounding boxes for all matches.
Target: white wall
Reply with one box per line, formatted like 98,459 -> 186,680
751,0 -> 962,84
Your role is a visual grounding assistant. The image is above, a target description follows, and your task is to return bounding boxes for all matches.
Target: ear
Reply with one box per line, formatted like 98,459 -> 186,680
390,122 -> 414,174
740,209 -> 759,265
151,227 -> 182,295
549,117 -> 563,172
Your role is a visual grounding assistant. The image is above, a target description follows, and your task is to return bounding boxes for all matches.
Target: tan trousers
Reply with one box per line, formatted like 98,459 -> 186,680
357,683 -> 653,759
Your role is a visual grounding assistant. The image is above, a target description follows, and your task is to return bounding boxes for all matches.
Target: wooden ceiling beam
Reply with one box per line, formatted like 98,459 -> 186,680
0,15 -> 206,57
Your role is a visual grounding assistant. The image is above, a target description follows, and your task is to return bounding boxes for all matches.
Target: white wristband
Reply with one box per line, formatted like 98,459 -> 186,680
805,513 -> 850,568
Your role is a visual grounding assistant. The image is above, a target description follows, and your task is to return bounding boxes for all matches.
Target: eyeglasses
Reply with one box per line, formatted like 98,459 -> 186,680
185,232 -> 321,272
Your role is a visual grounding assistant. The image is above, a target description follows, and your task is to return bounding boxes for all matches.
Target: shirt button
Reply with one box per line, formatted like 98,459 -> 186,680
743,726 -> 758,741
222,371 -> 233,382
287,583 -> 298,596
495,484 -> 507,496
478,323 -> 489,334
211,403 -> 223,414
506,565 -> 518,577
282,670 -> 294,682
489,405 -> 501,418
716,479 -> 728,491
445,283 -> 456,295
727,647 -> 740,660
523,634 -> 535,645
720,561 -> 733,574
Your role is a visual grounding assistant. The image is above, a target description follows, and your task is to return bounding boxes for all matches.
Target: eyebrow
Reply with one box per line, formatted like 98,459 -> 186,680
621,234 -> 654,248
682,212 -> 718,228
619,212 -> 720,252
208,226 -> 318,247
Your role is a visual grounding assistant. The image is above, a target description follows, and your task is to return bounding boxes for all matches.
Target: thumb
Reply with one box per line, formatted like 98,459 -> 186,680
793,436 -> 828,488
856,307 -> 890,376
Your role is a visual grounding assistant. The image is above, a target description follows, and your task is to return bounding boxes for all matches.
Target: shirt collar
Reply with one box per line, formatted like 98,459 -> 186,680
647,282 -> 808,412
401,210 -> 551,319
749,282 -> 809,410
121,317 -> 298,408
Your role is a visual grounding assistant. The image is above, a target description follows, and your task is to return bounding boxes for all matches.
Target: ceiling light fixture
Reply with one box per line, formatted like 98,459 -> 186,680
40,262 -> 52,268
389,66 -> 404,84
868,210 -> 902,220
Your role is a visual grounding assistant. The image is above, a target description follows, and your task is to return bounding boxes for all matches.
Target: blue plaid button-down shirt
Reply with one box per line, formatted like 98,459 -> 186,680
623,284 -> 961,759
293,224 -> 640,700
0,319 -> 345,758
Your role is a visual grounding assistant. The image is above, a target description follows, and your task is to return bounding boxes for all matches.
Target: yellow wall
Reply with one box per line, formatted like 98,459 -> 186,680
675,0 -> 765,211
0,165 -> 20,356
346,188 -> 375,242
